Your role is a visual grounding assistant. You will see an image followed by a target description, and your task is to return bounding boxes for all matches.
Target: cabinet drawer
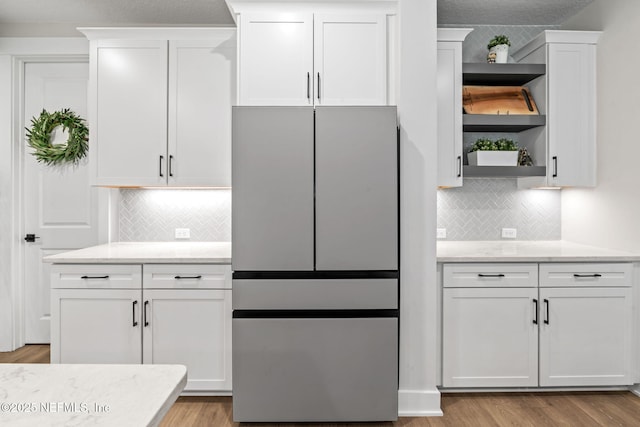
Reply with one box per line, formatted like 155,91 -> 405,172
539,263 -> 633,287
443,263 -> 538,288
143,264 -> 231,289
51,264 -> 142,289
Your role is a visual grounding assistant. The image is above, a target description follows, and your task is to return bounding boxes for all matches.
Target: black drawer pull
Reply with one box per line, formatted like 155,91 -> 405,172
81,275 -> 109,279
533,299 -> 538,325
174,275 -> 202,280
478,273 -> 505,278
573,273 -> 602,278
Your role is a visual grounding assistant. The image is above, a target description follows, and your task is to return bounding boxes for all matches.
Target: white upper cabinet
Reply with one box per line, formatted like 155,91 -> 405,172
81,28 -> 235,187
92,39 -> 168,187
437,28 -> 472,188
314,14 -> 387,105
514,30 -> 601,188
239,13 -> 313,106
231,2 -> 396,106
169,39 -> 234,187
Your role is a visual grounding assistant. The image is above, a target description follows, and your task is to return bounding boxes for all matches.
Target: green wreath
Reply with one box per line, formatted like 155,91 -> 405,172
26,108 -> 89,166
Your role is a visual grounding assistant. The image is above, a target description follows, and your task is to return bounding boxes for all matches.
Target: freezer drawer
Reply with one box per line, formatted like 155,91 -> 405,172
232,315 -> 398,422
233,278 -> 398,310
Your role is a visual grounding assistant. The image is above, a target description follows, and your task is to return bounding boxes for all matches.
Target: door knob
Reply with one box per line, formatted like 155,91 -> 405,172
24,234 -> 40,242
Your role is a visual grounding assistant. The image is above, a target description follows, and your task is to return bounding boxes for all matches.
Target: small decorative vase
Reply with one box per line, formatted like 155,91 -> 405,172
490,44 -> 509,63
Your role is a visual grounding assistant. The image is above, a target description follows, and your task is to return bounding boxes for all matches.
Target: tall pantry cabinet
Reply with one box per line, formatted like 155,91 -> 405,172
79,28 -> 235,187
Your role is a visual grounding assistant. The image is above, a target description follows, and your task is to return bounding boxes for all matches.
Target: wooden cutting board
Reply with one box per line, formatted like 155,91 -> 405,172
463,86 -> 539,115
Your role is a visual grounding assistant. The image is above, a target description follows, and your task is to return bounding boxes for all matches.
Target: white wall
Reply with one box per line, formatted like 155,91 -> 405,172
397,0 -> 441,416
560,0 -> 640,252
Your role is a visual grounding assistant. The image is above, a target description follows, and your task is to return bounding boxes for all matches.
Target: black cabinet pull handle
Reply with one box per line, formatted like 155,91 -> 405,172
573,273 -> 602,278
144,301 -> 149,327
132,301 -> 138,327
174,275 -> 202,280
552,156 -> 558,178
457,155 -> 462,178
478,273 -> 505,278
24,234 -> 40,242
81,275 -> 109,279
307,72 -> 310,101
169,155 -> 174,177
317,72 -> 320,101
159,155 -> 164,177
533,299 -> 538,325
544,299 -> 549,325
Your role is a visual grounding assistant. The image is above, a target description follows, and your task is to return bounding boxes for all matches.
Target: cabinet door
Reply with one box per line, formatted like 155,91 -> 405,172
51,288 -> 141,364
92,40 -> 168,186
437,41 -> 463,187
168,39 -> 234,187
238,13 -> 313,106
315,106 -> 397,271
313,14 -> 387,105
142,289 -> 232,392
442,287 -> 538,387
232,107 -> 315,271
547,43 -> 596,187
539,287 -> 632,386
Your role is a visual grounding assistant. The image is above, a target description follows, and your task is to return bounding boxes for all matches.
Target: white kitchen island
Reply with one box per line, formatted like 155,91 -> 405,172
0,363 -> 186,427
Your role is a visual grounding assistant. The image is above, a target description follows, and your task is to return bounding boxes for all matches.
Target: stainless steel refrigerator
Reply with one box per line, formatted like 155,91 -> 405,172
231,106 -> 399,422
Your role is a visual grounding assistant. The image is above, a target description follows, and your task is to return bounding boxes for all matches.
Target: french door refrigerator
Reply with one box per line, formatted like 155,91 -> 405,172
231,106 -> 398,422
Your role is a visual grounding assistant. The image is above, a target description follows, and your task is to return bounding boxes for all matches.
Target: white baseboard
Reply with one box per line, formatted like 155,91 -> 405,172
630,384 -> 640,397
398,388 -> 442,417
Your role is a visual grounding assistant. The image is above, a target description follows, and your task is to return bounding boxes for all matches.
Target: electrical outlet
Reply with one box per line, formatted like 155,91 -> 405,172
437,228 -> 447,239
175,228 -> 190,239
501,228 -> 517,239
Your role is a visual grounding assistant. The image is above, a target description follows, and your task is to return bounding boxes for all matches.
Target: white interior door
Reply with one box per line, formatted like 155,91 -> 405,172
23,62 -> 99,344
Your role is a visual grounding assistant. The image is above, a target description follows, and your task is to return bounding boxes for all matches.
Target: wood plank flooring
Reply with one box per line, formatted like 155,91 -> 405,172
3,345 -> 640,426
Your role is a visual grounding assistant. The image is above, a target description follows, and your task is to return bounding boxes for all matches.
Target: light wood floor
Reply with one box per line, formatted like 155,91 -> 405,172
3,345 -> 640,426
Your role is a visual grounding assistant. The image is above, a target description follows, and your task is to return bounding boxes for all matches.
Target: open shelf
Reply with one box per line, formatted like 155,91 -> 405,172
463,63 -> 546,86
463,114 -> 546,132
464,166 -> 546,178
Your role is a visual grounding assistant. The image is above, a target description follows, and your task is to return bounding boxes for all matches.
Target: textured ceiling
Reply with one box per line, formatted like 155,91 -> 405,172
438,0 -> 594,25
0,0 -> 594,37
0,0 -> 234,36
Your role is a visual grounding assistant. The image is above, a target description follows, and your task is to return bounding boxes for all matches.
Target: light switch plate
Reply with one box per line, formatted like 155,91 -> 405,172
175,228 -> 190,239
437,228 -> 447,239
501,228 -> 517,239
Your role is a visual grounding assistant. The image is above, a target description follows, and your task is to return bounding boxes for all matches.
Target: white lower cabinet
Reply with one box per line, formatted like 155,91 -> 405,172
142,289 -> 232,392
51,288 -> 142,364
443,287 -> 538,387
442,262 -> 633,388
539,286 -> 632,387
51,263 -> 232,394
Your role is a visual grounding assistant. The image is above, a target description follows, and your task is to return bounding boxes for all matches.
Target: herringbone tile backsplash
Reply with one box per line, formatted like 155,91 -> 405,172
119,189 -> 231,242
437,179 -> 561,241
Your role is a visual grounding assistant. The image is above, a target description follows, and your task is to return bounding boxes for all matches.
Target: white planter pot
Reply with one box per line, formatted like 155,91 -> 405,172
468,150 -> 518,166
490,44 -> 509,63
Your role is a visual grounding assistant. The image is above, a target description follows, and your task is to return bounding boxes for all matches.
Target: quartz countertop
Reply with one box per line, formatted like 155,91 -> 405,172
0,363 -> 186,427
43,242 -> 231,264
437,240 -> 640,263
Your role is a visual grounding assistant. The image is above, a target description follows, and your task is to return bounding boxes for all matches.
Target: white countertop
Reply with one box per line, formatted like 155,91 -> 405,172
0,364 -> 186,427
43,242 -> 232,264
437,240 -> 640,262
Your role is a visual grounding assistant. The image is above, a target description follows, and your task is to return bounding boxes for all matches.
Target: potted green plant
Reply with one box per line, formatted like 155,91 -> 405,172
468,137 -> 518,166
487,35 -> 511,63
